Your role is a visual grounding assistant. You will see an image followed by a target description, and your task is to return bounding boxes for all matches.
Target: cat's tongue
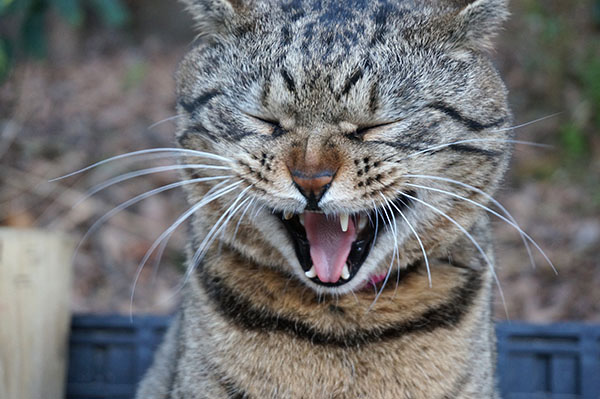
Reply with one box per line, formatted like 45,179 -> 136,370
304,213 -> 356,283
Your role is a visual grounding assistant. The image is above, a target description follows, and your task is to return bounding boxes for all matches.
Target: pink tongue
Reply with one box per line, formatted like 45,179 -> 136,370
304,213 -> 356,283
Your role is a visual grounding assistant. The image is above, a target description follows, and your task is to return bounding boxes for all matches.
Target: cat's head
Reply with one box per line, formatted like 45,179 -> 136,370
176,0 -> 512,295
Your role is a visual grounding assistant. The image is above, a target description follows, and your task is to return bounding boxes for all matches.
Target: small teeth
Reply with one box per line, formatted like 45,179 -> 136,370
340,213 -> 349,232
305,265 -> 317,278
299,214 -> 305,226
284,211 -> 294,220
341,264 -> 350,280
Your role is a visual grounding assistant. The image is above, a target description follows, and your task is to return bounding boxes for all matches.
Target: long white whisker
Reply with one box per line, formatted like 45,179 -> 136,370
150,178 -> 236,285
488,113 -> 561,134
403,139 -> 552,160
383,199 -> 403,298
404,182 -> 557,275
370,206 -> 380,252
74,164 -> 232,208
50,148 -> 233,182
251,203 -> 266,219
368,198 -> 397,312
388,198 -> 432,288
185,186 -> 254,279
172,189 -> 254,297
129,181 -> 243,317
400,192 -> 509,318
74,175 -> 232,259
148,115 -> 183,130
404,174 -> 551,273
217,195 -> 256,255
232,197 -> 256,243
389,203 -> 403,297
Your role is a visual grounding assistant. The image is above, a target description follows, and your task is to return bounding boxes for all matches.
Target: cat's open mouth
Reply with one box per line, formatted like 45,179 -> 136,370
279,194 -> 413,287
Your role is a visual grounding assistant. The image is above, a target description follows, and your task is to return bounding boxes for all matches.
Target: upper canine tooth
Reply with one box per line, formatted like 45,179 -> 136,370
299,214 -> 305,226
340,213 -> 349,232
305,265 -> 317,278
341,264 -> 350,280
284,211 -> 293,220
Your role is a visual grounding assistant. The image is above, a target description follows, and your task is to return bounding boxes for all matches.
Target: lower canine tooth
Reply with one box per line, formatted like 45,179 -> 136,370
305,266 -> 317,278
341,264 -> 350,280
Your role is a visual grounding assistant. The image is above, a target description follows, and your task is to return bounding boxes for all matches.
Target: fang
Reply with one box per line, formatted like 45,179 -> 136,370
341,264 -> 350,280
340,213 -> 349,232
305,266 -> 317,278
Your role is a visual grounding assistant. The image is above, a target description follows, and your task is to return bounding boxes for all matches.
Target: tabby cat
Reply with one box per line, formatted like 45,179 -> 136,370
137,0 -> 514,397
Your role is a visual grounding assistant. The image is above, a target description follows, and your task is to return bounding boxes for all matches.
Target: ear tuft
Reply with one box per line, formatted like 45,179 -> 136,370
180,0 -> 246,36
447,0 -> 510,52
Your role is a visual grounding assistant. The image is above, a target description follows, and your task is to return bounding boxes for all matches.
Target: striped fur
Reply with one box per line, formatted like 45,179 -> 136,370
137,0 -> 511,397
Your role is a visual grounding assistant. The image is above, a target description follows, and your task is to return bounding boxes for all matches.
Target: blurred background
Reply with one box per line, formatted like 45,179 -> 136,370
0,0 -> 598,321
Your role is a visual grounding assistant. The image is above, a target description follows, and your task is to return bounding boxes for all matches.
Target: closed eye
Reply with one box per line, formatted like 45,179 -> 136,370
244,113 -> 287,137
354,120 -> 403,139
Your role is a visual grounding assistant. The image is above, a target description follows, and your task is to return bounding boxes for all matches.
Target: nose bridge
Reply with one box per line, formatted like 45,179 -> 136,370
287,132 -> 341,208
303,133 -> 323,169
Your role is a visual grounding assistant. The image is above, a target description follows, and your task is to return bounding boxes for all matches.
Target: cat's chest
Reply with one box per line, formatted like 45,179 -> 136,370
179,289 -> 480,399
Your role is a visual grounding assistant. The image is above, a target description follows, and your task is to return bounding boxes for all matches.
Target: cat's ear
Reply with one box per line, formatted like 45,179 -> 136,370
445,0 -> 509,52
180,0 -> 248,36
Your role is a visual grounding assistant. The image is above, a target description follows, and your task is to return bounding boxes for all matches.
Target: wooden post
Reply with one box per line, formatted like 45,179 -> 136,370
0,228 -> 75,399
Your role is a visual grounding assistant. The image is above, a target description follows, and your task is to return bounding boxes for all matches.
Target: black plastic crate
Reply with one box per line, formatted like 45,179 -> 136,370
67,316 -> 171,399
67,316 -> 600,399
496,323 -> 600,399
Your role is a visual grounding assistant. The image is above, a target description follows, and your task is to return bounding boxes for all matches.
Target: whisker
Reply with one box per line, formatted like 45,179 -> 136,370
129,180 -> 243,317
74,175 -> 232,259
400,192 -> 509,318
216,195 -> 255,255
150,178 -> 236,284
388,198 -> 432,288
367,198 -> 398,312
148,115 -> 183,130
210,194 -> 256,263
404,182 -> 557,275
388,202 -> 404,298
383,199 -> 402,299
50,148 -> 233,182
232,197 -> 257,243
403,174 -> 552,272
176,188 -> 254,293
188,186 -> 254,270
251,202 -> 266,219
402,138 -> 552,160
370,206 -> 380,252
74,163 -> 232,208
488,113 -> 562,134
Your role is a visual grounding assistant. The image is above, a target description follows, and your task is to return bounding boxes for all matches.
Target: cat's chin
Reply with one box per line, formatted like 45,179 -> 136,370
276,191 -> 415,289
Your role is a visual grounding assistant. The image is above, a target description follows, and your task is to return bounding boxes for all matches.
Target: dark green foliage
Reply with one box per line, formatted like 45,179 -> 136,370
594,0 -> 600,26
89,0 -> 128,27
0,37 -> 12,80
0,0 -> 130,81
559,122 -> 588,161
579,54 -> 600,127
54,0 -> 84,26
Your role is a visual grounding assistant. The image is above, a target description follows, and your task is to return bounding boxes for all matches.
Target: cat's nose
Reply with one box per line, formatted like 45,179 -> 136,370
289,169 -> 335,209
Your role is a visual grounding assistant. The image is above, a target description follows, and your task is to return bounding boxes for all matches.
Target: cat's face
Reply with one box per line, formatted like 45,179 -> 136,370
176,0 -> 511,295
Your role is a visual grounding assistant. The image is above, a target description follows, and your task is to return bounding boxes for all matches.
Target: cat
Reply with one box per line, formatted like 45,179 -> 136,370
136,0 -> 514,397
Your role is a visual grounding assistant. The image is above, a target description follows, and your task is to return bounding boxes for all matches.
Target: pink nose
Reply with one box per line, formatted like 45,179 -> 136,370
289,169 -> 335,203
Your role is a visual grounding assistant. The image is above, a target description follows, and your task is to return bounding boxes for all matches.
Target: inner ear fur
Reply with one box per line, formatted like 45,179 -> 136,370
180,0 -> 249,36
443,0 -> 510,52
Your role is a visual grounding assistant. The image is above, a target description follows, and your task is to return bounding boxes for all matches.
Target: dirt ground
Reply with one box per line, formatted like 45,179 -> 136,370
0,1 -> 599,321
